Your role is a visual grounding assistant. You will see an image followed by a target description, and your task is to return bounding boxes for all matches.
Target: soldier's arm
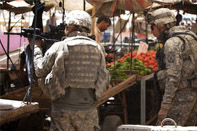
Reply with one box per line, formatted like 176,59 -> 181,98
162,38 -> 183,104
95,50 -> 111,100
34,42 -> 61,77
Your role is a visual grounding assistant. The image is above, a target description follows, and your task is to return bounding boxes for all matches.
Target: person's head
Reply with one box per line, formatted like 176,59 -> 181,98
64,10 -> 92,36
146,8 -> 176,38
96,15 -> 111,32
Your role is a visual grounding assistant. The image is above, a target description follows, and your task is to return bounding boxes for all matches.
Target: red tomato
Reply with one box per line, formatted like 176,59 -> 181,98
136,56 -> 144,61
141,54 -> 146,59
146,52 -> 151,56
143,57 -> 149,62
132,52 -> 136,57
153,67 -> 158,72
144,62 -> 149,66
120,58 -> 124,64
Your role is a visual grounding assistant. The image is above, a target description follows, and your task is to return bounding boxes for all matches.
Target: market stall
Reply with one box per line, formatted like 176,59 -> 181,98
1,0 -> 196,130
0,99 -> 40,130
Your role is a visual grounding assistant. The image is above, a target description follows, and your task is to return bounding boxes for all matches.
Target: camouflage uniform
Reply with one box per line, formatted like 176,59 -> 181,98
146,8 -> 197,126
157,25 -> 197,126
50,107 -> 99,131
34,10 -> 110,131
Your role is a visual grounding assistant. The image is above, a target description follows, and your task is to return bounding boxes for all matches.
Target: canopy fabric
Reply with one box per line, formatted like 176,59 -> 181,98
151,0 -> 197,14
152,0 -> 182,3
58,0 -> 93,12
1,1 -> 57,14
87,0 -> 152,17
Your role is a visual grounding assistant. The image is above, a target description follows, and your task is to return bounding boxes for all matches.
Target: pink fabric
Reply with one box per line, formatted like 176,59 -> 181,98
0,33 -> 27,55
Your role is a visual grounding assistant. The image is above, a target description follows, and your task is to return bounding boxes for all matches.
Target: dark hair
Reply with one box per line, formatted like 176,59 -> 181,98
96,15 -> 111,25
176,14 -> 182,26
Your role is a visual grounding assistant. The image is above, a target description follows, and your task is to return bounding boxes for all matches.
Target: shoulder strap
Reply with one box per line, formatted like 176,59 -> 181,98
170,32 -> 197,41
69,36 -> 97,42
170,32 -> 197,52
170,32 -> 197,85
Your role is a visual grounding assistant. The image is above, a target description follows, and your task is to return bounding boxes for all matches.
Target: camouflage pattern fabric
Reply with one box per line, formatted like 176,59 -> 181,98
65,10 -> 92,32
34,40 -> 67,101
146,8 -> 176,28
166,89 -> 197,126
50,106 -> 99,131
157,26 -> 197,126
34,10 -> 109,131
34,36 -> 110,101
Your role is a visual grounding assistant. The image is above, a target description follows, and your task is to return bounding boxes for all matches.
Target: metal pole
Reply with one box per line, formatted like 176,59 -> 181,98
120,12 -> 122,48
23,0 -> 40,104
146,22 -> 148,44
131,13 -> 135,50
129,13 -> 135,73
6,11 -> 11,69
0,39 -> 14,66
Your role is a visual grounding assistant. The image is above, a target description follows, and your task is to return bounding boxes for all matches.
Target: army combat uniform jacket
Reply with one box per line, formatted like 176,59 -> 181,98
157,26 -> 197,125
34,35 -> 110,102
34,35 -> 110,131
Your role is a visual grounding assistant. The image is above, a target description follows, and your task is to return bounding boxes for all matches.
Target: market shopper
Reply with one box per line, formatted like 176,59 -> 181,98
146,8 -> 197,126
95,15 -> 111,43
95,15 -> 116,62
95,15 -> 111,54
33,10 -> 110,131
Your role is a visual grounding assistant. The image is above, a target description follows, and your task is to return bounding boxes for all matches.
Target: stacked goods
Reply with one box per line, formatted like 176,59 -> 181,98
107,51 -> 158,78
135,51 -> 158,72
108,60 -> 130,80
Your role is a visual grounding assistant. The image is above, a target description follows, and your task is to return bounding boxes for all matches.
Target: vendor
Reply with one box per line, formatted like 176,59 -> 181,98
95,15 -> 116,62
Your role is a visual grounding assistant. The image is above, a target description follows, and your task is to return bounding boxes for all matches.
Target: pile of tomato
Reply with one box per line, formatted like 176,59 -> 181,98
107,50 -> 158,72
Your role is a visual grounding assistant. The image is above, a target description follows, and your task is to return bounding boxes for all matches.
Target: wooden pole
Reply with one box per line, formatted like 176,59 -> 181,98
83,0 -> 86,11
122,91 -> 128,124
91,1 -> 96,35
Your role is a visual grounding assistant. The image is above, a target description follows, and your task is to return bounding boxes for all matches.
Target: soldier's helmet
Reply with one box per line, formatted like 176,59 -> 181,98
146,8 -> 176,28
65,10 -> 92,33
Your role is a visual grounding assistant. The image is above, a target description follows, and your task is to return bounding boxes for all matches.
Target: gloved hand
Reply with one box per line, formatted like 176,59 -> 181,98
45,72 -> 53,84
158,103 -> 171,122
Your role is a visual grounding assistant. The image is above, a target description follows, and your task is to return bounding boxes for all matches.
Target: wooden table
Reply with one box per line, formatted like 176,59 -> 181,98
0,99 -> 39,125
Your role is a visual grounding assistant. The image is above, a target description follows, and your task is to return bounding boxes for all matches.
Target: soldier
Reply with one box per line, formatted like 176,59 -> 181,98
146,8 -> 197,126
33,10 -> 110,131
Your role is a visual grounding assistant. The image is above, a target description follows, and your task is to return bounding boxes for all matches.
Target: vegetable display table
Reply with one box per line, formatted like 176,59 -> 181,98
138,73 -> 154,124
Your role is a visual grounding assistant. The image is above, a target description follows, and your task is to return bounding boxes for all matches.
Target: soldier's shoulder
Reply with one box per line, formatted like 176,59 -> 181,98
165,36 -> 183,48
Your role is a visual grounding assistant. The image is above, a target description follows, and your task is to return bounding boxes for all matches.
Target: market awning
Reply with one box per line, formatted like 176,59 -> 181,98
151,0 -> 197,14
87,0 -> 152,17
1,0 -> 57,14
55,0 -> 93,12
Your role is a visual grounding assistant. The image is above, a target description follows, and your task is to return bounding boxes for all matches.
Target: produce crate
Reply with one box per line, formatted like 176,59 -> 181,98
111,70 -> 139,85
